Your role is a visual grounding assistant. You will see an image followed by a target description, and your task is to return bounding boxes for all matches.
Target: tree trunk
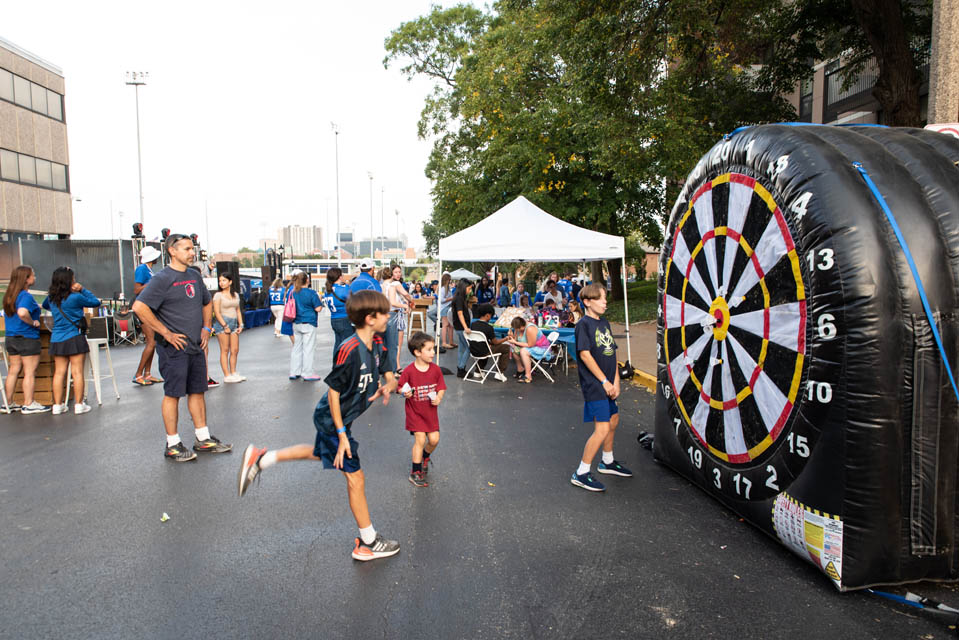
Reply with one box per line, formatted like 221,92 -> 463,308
850,0 -> 923,126
590,261 -> 605,289
608,257 -> 625,301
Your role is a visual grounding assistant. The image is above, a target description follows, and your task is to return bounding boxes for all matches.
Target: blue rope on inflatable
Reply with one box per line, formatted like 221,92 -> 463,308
853,162 -> 959,404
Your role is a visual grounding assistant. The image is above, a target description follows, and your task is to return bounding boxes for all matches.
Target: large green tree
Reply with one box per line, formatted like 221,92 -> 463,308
386,1 -> 798,299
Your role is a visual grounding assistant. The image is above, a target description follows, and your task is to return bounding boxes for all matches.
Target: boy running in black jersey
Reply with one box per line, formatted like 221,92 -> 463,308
237,290 -> 400,561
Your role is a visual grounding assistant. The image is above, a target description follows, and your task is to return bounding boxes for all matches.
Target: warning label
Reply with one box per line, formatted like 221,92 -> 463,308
772,492 -> 843,588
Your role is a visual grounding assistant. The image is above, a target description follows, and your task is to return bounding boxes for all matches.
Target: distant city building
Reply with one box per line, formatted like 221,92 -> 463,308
278,225 -> 323,256
258,237 -> 277,254
341,234 -> 407,259
0,36 -> 71,241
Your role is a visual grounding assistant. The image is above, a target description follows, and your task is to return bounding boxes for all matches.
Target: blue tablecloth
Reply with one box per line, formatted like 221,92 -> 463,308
493,326 -> 578,362
243,308 -> 272,328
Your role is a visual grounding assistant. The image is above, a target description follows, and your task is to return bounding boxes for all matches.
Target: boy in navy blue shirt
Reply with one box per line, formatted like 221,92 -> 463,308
238,290 -> 401,561
570,283 -> 632,492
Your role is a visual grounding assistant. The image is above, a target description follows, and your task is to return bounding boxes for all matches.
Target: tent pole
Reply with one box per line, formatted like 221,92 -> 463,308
436,257 -> 443,349
621,252 -> 632,364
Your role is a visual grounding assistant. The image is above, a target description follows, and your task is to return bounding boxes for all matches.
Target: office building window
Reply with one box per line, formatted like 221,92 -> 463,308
13,75 -> 31,108
0,69 -> 13,102
0,148 -> 68,192
0,149 -> 18,181
18,154 -> 36,184
799,76 -> 814,122
0,66 -> 65,122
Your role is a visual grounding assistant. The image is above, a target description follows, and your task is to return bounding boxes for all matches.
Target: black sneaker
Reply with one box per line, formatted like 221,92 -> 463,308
597,460 -> 633,477
351,533 -> 400,561
207,378 -> 220,388
238,444 -> 267,496
456,368 -> 466,378
570,471 -> 605,492
408,471 -> 429,487
422,456 -> 430,477
194,436 -> 232,454
165,442 -> 197,462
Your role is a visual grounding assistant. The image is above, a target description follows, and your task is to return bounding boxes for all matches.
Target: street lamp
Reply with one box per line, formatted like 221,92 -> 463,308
331,122 -> 341,268
367,172 -> 374,260
125,71 -> 148,228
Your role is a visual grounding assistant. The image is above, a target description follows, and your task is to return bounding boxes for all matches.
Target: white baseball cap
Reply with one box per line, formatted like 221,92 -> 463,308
358,259 -> 375,270
140,246 -> 161,264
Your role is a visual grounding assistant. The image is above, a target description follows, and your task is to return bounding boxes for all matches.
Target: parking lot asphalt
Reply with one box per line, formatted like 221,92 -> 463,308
2,321 -> 957,639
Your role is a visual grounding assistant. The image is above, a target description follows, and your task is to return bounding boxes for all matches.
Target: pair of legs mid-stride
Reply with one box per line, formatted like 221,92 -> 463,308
571,405 -> 633,492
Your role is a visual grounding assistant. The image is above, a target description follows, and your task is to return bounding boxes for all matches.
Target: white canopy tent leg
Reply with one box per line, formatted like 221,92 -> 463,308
435,257 -> 443,349
621,253 -> 632,365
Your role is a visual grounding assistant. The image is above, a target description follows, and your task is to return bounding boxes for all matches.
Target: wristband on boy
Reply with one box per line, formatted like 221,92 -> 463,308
601,378 -> 609,386
336,427 -> 346,434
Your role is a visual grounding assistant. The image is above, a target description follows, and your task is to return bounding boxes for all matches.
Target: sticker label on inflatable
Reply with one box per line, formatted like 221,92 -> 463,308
772,493 -> 843,588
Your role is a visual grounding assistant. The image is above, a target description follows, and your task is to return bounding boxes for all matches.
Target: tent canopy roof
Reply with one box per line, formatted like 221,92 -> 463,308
438,196 -> 624,262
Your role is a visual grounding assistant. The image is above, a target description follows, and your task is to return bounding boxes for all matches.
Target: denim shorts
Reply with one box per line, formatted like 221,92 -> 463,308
213,315 -> 238,333
583,398 -> 619,423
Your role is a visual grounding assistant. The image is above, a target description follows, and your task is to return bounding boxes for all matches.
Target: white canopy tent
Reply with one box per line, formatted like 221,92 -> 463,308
448,268 -> 482,281
437,196 -> 633,364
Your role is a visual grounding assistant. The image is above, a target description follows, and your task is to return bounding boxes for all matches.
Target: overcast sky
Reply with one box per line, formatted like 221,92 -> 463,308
4,0 -> 457,253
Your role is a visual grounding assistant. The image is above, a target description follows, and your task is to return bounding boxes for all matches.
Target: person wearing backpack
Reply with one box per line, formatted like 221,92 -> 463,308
42,266 -> 101,415
324,267 -> 352,354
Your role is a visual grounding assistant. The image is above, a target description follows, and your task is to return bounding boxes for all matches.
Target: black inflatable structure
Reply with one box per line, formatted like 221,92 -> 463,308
654,124 -> 959,591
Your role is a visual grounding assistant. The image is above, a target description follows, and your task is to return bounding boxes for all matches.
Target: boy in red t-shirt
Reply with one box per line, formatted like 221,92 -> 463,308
397,331 -> 446,487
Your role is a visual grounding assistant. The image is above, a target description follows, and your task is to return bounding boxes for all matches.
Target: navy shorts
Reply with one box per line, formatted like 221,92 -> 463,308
583,398 -> 619,423
156,343 -> 208,398
313,423 -> 361,473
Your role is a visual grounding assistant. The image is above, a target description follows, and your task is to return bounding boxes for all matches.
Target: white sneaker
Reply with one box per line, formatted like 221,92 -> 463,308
493,372 -> 508,382
234,374 -> 247,381
52,403 -> 69,415
471,371 -> 484,379
224,374 -> 241,383
74,402 -> 92,415
21,402 -> 50,414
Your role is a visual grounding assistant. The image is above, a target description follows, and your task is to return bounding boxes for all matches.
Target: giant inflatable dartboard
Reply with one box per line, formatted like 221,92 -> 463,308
654,124 -> 959,591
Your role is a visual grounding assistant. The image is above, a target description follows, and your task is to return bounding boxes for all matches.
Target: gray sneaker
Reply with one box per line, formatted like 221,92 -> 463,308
1,403 -> 22,414
351,533 -> 400,561
21,402 -> 50,415
164,442 -> 197,462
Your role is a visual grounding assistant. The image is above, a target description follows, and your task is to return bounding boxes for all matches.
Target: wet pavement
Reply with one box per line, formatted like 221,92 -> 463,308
1,321 -> 956,639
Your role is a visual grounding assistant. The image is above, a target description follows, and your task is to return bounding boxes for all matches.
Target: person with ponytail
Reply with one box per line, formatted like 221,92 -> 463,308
42,266 -> 100,414
2,265 -> 48,414
324,267 -> 352,353
288,271 -> 323,381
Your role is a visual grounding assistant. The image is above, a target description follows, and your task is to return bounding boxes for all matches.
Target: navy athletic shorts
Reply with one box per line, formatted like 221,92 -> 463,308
313,423 -> 361,473
156,343 -> 208,398
583,398 -> 618,423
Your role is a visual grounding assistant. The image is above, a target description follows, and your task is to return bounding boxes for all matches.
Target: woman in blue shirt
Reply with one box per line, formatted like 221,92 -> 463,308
268,278 -> 286,338
323,267 -> 352,354
133,246 -> 162,386
288,272 -> 324,381
42,266 -> 101,415
2,265 -> 48,414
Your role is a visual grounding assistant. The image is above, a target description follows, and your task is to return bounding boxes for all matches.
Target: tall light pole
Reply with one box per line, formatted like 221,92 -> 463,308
331,122 -> 341,268
367,172 -> 374,260
380,186 -> 385,259
395,209 -> 400,246
125,71 -> 148,228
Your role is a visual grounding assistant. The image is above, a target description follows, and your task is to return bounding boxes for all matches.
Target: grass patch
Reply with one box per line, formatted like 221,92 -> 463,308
605,280 -> 658,324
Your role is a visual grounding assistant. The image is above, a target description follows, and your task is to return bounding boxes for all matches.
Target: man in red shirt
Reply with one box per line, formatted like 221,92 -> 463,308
397,332 -> 447,487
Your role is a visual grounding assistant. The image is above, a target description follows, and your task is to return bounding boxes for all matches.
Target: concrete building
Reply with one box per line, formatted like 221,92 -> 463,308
786,39 -> 932,125
0,36 -> 72,239
278,225 -> 322,257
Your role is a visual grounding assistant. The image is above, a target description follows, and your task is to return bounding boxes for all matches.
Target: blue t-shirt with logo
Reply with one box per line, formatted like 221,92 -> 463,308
349,272 -> 382,295
324,283 -> 349,319
291,287 -> 322,326
42,289 -> 101,343
4,290 -> 41,339
268,286 -> 285,305
557,278 -> 572,297
314,333 -> 391,435
575,315 -> 618,402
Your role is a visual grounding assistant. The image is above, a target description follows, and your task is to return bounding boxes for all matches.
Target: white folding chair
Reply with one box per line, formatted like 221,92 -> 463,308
528,331 -> 560,383
464,332 -> 506,384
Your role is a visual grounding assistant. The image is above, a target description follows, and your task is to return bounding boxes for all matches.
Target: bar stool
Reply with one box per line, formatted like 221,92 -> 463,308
67,338 -> 120,405
0,339 -> 10,412
408,310 -> 426,332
